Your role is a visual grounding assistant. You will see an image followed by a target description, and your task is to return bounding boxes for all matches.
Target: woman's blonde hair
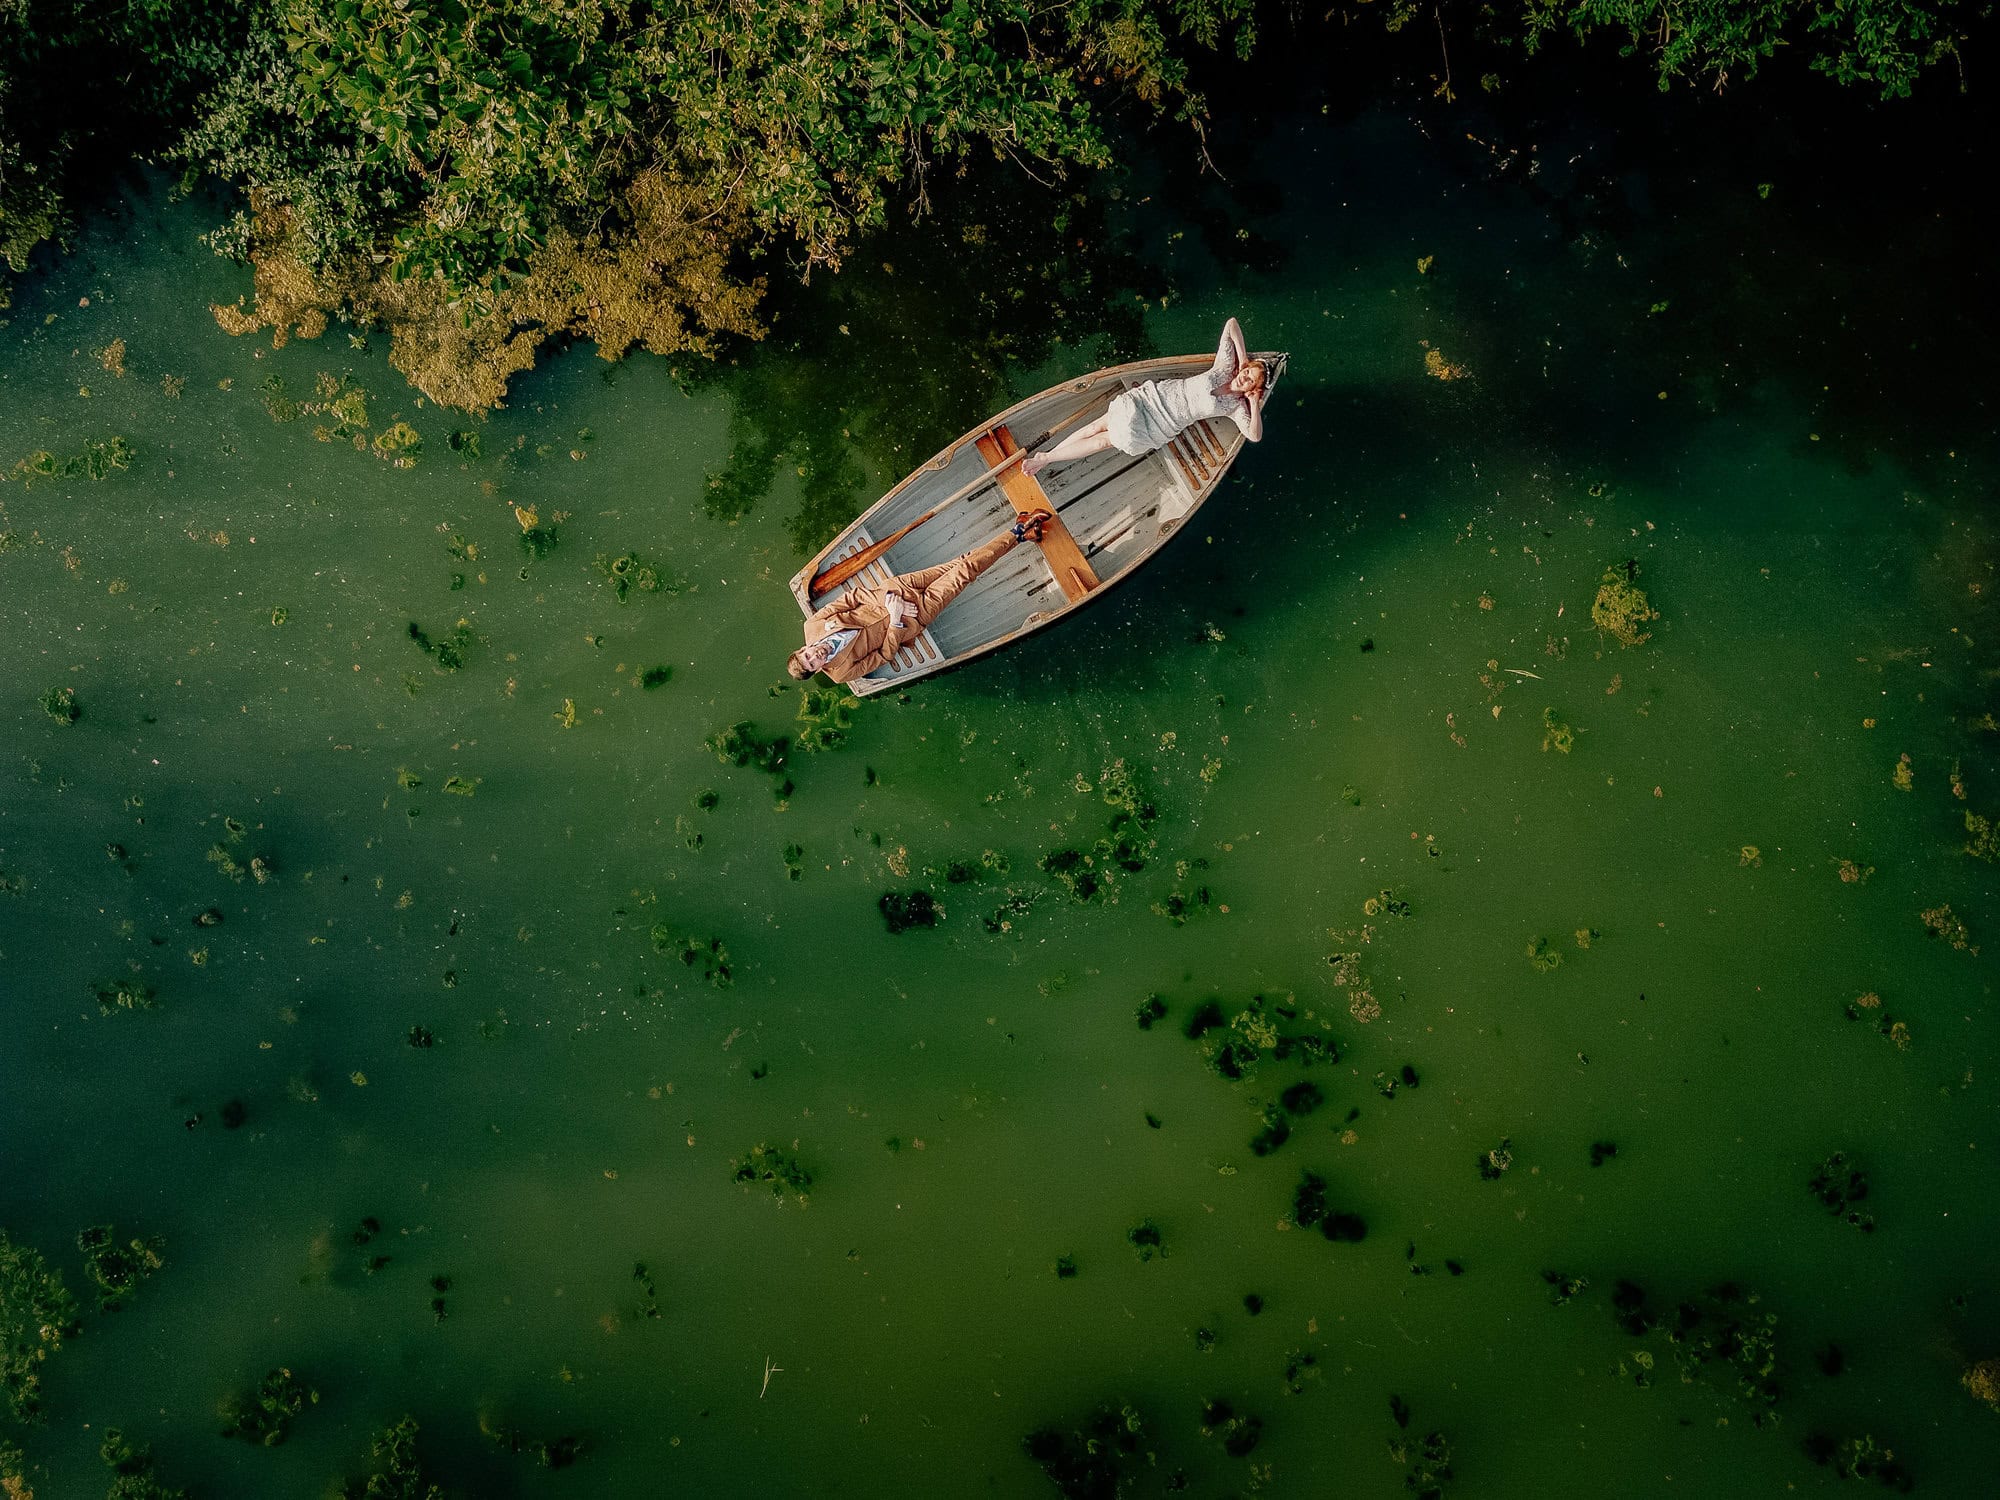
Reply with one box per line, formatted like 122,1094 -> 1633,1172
1240,359 -> 1267,390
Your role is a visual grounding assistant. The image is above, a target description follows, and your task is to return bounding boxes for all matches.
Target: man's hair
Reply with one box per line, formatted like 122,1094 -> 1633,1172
786,651 -> 813,680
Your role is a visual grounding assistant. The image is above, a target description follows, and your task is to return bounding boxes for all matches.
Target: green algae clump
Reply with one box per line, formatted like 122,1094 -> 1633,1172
595,550 -> 677,602
731,1143 -> 812,1204
93,977 -> 156,1014
1963,1357 -> 2000,1409
100,1428 -> 189,1500
219,1367 -> 318,1446
38,686 -> 78,725
1526,937 -> 1563,972
1591,562 -> 1659,647
648,925 -> 732,985
342,1417 -> 442,1500
1919,903 -> 1973,951
1126,1220 -> 1167,1261
75,1226 -> 164,1311
794,683 -> 859,752
1965,810 -> 2000,862
1021,1402 -> 1146,1500
1540,707 -> 1575,754
879,890 -> 938,935
2,1229 -> 81,1423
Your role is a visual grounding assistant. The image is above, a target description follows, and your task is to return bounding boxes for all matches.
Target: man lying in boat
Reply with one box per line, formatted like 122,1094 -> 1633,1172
787,513 -> 1050,684
1021,317 -> 1278,478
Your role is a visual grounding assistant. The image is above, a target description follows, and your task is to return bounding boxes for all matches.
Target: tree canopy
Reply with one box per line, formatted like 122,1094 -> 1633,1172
0,0 -> 1979,406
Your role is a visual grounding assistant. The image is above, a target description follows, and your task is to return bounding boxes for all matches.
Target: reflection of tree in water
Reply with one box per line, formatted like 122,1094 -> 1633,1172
695,163 -> 1165,555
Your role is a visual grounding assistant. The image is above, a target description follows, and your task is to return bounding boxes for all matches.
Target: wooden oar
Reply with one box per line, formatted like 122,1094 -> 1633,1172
806,392 -> 1107,600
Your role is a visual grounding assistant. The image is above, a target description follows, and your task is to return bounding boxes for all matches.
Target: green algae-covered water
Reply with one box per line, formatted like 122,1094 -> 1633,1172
5,72 -> 1999,1500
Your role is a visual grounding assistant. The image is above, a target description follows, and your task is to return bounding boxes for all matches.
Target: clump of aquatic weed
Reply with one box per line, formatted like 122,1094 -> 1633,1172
1038,759 -> 1161,903
1610,1280 -> 1781,1416
794,682 -> 860,752
481,1413 -> 582,1469
408,617 -> 476,671
1526,937 -> 1562,972
594,550 -> 678,603
1476,1138 -> 1513,1181
1964,810 -> 2000,862
1591,560 -> 1659,646
371,421 -> 422,466
1808,1152 -> 1875,1233
1199,1396 -> 1264,1457
1021,1402 -> 1147,1499
219,1367 -> 318,1446
1804,1433 -> 1914,1491
39,685 -> 79,724
879,889 -> 938,934
731,1143 -> 812,1204
1289,1172 -> 1366,1243
1963,1357 -> 2000,1409
648,925 -> 732,985
93,976 -> 156,1013
1192,993 -> 1337,1082
75,1225 -> 164,1311
1918,903 -> 1974,951
343,1417 -> 442,1499
1389,1424 -> 1454,1500
1127,1220 -> 1167,1261
7,435 -> 134,486
99,1427 -> 189,1500
1,1229 -> 81,1422
1843,993 -> 1911,1051
1540,707 -> 1575,753
705,722 -> 792,799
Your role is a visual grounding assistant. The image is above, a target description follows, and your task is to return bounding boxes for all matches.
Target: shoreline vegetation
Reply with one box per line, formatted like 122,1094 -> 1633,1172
1,1 -> 1973,412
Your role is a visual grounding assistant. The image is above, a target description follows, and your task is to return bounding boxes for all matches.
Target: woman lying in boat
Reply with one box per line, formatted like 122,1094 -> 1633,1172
1021,317 -> 1277,478
788,514 -> 1049,684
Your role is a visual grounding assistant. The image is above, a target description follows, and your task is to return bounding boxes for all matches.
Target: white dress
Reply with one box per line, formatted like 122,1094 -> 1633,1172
1106,325 -> 1256,456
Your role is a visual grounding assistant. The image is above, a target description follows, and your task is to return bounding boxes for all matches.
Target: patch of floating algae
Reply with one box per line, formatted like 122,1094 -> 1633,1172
1540,708 -> 1575,754
218,1367 -> 317,1446
1892,753 -> 1914,791
1590,561 -> 1659,647
1,1230 -> 79,1423
730,1143 -> 811,1203
1020,1402 -> 1147,1500
75,1225 -> 164,1311
37,686 -> 78,725
1919,903 -> 1973,951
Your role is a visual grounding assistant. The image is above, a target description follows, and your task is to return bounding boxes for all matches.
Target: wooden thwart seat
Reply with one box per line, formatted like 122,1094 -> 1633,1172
974,427 -> 1099,604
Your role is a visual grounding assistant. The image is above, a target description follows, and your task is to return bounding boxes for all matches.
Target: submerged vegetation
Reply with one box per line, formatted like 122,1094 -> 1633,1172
1021,1401 -> 1148,1500
100,1428 -> 189,1500
75,1225 -> 164,1311
1,1230 -> 79,1423
342,1416 -> 444,1500
36,686 -> 77,725
219,1366 -> 318,1446
1591,562 -> 1659,647
731,1143 -> 812,1204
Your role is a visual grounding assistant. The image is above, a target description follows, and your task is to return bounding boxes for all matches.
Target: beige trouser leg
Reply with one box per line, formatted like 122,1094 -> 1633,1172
902,531 -> 1022,630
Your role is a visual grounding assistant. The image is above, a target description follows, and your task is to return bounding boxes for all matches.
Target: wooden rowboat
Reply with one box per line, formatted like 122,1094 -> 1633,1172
788,352 -> 1274,696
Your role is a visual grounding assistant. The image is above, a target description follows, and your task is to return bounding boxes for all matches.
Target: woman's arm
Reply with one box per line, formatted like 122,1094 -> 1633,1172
1210,317 -> 1248,383
1230,386 -> 1264,444
1223,317 -> 1249,367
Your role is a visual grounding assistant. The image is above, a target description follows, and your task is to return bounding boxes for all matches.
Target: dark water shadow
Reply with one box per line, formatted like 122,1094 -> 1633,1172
917,380 -> 1453,708
677,160 -> 1171,556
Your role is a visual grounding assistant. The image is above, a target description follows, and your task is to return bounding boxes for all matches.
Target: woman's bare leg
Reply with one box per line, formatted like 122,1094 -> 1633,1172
1022,421 -> 1114,478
